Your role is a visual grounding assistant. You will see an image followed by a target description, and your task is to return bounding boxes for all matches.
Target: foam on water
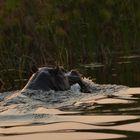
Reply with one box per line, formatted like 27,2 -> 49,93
0,78 -> 127,121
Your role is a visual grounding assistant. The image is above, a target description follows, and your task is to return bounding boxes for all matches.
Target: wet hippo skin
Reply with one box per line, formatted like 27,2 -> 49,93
22,66 -> 90,93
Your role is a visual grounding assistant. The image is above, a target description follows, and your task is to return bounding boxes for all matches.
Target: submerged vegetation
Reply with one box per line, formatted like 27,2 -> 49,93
0,0 -> 140,90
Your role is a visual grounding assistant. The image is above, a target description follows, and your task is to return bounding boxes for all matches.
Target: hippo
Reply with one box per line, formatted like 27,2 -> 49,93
22,66 -> 90,93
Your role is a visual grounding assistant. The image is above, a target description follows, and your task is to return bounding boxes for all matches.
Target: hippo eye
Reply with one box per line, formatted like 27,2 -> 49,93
70,70 -> 80,76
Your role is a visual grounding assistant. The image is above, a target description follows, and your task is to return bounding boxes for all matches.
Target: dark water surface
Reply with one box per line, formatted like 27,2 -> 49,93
80,53 -> 140,87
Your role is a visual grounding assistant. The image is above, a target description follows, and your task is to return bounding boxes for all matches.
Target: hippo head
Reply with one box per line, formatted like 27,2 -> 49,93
22,66 -> 90,93
22,66 -> 70,91
48,66 -> 70,90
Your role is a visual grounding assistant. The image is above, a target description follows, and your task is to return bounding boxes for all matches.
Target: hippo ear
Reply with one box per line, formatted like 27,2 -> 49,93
61,67 -> 67,73
31,65 -> 38,73
54,66 -> 60,75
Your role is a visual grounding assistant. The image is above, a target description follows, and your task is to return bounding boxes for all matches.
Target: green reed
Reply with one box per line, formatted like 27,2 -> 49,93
0,0 -> 140,90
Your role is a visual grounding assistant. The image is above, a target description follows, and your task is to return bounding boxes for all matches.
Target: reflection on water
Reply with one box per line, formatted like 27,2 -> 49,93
80,54 -> 140,87
0,88 -> 140,140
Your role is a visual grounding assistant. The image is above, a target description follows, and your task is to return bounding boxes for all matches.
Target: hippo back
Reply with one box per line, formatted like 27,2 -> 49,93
22,67 -> 70,91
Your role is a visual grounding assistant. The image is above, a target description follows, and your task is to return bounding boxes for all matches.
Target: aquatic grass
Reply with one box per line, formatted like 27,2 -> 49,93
1,0 -> 140,90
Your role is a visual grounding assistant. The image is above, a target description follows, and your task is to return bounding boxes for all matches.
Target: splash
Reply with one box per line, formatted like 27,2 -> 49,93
0,78 -> 127,120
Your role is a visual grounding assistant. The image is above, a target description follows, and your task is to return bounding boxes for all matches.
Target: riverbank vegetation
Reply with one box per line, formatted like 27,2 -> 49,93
0,0 -> 140,90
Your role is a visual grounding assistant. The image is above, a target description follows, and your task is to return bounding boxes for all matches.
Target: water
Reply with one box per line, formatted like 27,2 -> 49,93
79,54 -> 140,87
0,54 -> 140,140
